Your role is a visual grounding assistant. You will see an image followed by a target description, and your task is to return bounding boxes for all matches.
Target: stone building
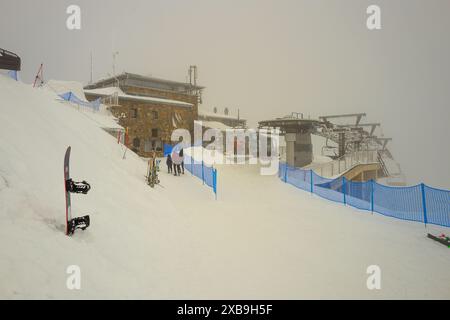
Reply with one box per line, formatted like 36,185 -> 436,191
84,72 -> 203,157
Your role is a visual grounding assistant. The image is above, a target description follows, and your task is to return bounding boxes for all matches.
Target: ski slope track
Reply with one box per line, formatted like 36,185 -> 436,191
0,75 -> 449,299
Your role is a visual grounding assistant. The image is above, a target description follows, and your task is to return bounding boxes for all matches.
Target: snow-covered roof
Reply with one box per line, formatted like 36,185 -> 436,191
84,87 -> 193,108
201,120 -> 232,130
198,110 -> 244,120
85,72 -> 204,90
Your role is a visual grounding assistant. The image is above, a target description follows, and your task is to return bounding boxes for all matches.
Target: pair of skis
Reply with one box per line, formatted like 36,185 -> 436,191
146,158 -> 161,188
427,233 -> 450,248
64,147 -> 91,236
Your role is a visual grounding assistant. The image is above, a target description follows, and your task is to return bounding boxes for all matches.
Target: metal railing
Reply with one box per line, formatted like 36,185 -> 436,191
307,150 -> 379,178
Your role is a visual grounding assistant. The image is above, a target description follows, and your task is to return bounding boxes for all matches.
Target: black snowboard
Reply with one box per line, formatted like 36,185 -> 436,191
64,146 -> 91,236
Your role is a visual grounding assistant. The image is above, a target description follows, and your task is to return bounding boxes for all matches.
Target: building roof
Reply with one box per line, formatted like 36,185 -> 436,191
84,87 -> 193,108
201,120 -> 233,130
199,110 -> 246,121
85,72 -> 204,91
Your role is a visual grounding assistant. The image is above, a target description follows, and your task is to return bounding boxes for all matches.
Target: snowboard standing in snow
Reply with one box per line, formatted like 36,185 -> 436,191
64,146 -> 91,236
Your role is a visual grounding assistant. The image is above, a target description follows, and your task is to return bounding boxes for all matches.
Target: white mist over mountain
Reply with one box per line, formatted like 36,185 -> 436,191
1,0 -> 449,187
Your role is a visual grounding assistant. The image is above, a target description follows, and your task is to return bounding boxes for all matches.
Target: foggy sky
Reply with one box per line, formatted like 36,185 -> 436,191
1,0 -> 449,188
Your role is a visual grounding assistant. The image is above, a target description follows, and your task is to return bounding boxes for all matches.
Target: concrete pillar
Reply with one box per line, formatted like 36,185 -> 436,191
285,132 -> 313,168
285,133 -> 296,167
338,132 -> 345,158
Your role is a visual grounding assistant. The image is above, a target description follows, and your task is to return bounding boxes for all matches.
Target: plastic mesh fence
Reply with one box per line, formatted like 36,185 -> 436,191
185,155 -> 217,197
59,92 -> 101,111
424,185 -> 450,227
279,162 -> 449,227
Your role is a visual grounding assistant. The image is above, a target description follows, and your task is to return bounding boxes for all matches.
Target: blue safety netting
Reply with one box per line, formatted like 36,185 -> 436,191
345,180 -> 372,211
424,185 -> 450,227
372,183 -> 424,223
279,163 -> 286,180
8,70 -> 18,81
185,154 -> 217,198
59,92 -> 101,111
286,165 -> 311,192
163,144 -> 173,157
278,163 -> 311,191
203,164 -> 215,189
279,162 -> 450,228
312,172 -> 345,204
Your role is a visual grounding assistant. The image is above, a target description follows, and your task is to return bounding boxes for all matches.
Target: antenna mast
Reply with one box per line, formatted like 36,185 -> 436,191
112,51 -> 119,76
188,65 -> 202,103
90,52 -> 94,84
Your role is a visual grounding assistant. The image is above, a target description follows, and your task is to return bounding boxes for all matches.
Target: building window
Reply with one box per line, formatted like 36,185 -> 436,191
131,108 -> 138,118
151,111 -> 158,120
152,129 -> 158,138
153,139 -> 163,152
133,137 -> 141,148
145,139 -> 162,152
144,139 -> 152,152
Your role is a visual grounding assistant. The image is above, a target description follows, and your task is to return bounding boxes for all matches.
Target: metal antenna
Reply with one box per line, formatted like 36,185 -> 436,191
90,52 -> 93,84
112,51 -> 119,76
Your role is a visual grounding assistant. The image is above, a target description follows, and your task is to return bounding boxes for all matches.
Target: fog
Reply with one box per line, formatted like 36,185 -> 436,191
1,0 -> 449,188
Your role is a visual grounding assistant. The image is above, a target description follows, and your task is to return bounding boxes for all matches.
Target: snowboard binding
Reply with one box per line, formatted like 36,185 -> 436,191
67,215 -> 90,236
66,179 -> 91,194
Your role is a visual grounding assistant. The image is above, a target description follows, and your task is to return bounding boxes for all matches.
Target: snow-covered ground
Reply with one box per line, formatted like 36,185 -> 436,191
0,75 -> 449,299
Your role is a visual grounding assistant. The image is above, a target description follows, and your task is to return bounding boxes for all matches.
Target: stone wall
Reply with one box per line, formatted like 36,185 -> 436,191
121,85 -> 198,120
85,92 -> 196,158
110,99 -> 195,158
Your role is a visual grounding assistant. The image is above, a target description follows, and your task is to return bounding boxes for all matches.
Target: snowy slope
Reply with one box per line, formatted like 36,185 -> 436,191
0,75 -> 211,299
45,80 -> 88,101
0,75 -> 449,299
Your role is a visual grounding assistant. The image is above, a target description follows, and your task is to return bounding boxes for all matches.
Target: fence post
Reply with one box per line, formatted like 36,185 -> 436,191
371,179 -> 374,214
202,161 -> 205,185
343,177 -> 347,205
421,183 -> 428,227
284,164 -> 288,183
310,170 -> 314,194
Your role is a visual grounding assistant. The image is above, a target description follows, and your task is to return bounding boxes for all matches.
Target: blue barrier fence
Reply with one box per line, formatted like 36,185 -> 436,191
279,163 -> 450,228
163,144 -> 173,157
185,154 -> 218,199
8,70 -> 18,81
59,92 -> 101,111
